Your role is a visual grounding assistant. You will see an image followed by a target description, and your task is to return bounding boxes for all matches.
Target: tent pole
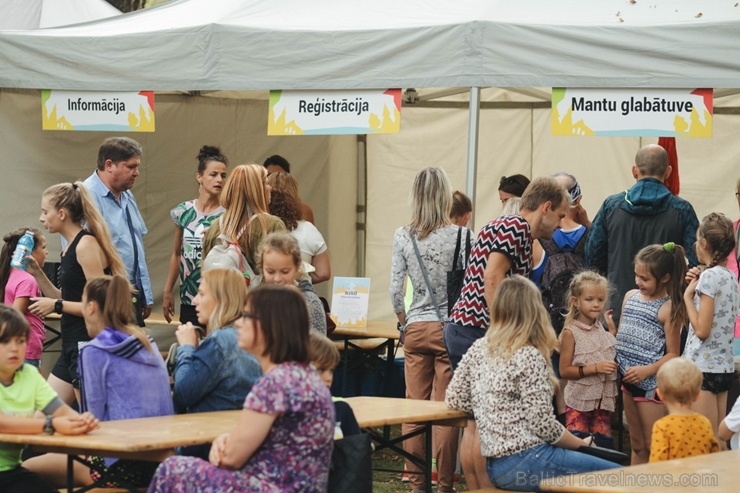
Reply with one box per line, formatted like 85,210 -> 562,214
466,87 -> 481,227
356,135 -> 367,277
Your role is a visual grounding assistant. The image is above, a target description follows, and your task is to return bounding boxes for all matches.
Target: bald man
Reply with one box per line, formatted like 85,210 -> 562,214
586,144 -> 699,324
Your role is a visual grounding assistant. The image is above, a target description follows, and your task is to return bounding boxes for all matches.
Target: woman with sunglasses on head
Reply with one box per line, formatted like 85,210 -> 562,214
148,285 -> 335,493
172,268 -> 262,459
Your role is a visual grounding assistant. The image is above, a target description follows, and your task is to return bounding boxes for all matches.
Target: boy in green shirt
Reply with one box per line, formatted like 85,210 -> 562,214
0,305 -> 98,492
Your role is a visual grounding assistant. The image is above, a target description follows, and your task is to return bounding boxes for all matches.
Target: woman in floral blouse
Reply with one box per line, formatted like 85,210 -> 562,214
163,145 -> 227,325
148,285 -> 335,493
446,276 -> 619,491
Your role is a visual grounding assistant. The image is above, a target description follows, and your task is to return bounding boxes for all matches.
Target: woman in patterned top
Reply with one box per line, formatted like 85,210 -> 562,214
148,285 -> 335,493
163,145 -> 227,325
616,243 -> 686,465
389,167 -> 472,493
446,276 -> 618,491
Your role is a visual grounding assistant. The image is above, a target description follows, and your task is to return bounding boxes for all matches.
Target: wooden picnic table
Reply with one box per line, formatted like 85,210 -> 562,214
0,397 -> 466,493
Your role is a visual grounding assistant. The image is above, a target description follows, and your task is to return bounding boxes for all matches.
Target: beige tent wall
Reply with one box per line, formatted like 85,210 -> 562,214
365,104 -> 739,322
0,89 -> 357,311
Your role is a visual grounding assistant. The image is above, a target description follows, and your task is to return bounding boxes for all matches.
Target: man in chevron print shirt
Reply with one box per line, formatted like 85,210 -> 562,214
443,176 -> 570,489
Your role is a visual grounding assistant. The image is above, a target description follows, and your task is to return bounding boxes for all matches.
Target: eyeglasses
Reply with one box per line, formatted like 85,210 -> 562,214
241,311 -> 258,320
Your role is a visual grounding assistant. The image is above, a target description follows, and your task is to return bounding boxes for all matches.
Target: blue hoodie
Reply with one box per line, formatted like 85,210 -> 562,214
78,327 -> 174,466
586,178 -> 699,322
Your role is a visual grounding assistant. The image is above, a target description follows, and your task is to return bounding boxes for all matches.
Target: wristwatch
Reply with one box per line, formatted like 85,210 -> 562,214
54,299 -> 63,315
43,415 -> 55,435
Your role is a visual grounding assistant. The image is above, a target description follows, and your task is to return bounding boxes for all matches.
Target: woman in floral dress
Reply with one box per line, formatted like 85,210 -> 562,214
148,284 -> 335,493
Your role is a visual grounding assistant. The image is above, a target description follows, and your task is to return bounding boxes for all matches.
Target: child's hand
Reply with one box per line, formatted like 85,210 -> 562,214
603,310 -> 616,334
595,361 -> 617,375
622,365 -> 649,384
78,412 -> 100,431
685,266 -> 701,284
53,416 -> 96,436
684,278 -> 699,302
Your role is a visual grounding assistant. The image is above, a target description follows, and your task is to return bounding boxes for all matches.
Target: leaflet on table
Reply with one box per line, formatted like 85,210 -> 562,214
330,277 -> 371,327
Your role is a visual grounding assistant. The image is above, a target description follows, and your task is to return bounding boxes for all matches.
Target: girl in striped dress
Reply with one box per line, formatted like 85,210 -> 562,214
616,243 -> 687,465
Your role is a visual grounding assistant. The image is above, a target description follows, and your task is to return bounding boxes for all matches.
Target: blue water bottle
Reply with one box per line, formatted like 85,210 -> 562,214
10,230 -> 35,270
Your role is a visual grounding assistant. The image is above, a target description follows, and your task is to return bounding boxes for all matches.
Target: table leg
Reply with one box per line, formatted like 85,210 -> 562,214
384,337 -> 394,397
66,455 -> 74,493
424,423 -> 432,493
342,336 -> 349,396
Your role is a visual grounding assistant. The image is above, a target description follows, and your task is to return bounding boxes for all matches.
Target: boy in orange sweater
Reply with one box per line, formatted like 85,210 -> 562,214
649,358 -> 719,462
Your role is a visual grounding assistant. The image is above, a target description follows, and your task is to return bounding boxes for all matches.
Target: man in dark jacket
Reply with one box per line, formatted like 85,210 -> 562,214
586,144 -> 699,324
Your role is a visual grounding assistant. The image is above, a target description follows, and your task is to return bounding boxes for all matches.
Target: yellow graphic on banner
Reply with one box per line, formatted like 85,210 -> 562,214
268,89 -> 401,135
551,88 -> 712,137
41,90 -> 155,132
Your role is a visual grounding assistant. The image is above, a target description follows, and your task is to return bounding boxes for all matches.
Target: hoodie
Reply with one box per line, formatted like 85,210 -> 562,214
586,178 -> 699,322
78,327 -> 174,466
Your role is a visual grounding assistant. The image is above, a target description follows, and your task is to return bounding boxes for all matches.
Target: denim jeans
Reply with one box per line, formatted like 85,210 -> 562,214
487,443 -> 620,492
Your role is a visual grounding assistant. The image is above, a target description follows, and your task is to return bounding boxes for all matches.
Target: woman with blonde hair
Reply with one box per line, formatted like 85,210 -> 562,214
389,167 -> 473,493
202,164 -> 285,277
446,276 -> 618,491
26,182 -> 126,405
172,267 -> 262,459
267,172 -> 331,284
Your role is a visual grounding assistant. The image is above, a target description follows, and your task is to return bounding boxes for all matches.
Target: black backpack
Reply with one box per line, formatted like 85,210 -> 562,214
540,228 -> 588,335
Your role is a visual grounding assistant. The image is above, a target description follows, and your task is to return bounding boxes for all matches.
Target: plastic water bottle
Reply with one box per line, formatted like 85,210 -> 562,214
10,230 -> 35,270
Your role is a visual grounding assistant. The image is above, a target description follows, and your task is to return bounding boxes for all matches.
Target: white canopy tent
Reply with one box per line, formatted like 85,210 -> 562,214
0,0 -> 739,320
0,0 -> 120,30
0,0 -> 739,90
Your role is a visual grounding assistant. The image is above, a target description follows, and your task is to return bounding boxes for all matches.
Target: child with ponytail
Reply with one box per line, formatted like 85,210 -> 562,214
616,242 -> 687,465
683,213 -> 740,442
0,228 -> 47,367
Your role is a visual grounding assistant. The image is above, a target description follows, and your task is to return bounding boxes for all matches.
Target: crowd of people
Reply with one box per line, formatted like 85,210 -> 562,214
0,136 -> 739,493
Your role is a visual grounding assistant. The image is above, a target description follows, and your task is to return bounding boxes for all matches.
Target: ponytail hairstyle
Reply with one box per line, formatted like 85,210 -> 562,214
562,270 -> 610,329
450,190 -> 472,223
217,164 -> 270,254
42,182 -> 126,279
84,275 -> 151,351
196,145 -> 228,175
634,243 -> 687,328
0,227 -> 44,301
696,212 -> 736,268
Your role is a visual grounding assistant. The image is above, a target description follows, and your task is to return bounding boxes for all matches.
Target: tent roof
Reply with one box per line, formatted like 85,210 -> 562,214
1,0 -> 739,91
0,0 -> 119,30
